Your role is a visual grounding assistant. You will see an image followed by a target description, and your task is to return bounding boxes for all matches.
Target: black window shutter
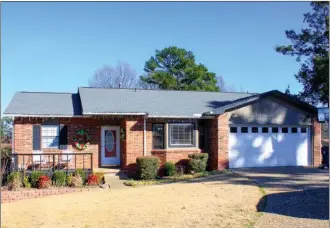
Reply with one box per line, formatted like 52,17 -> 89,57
59,125 -> 68,149
33,125 -> 41,150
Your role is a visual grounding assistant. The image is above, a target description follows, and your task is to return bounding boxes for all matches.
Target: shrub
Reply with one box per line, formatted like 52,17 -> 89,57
75,169 -> 86,181
164,161 -> 176,176
38,175 -> 51,189
23,176 -> 31,188
67,173 -> 73,186
67,173 -> 83,187
136,156 -> 160,180
71,175 -> 83,187
93,172 -> 105,184
188,153 -> 209,173
30,171 -> 45,188
7,172 -> 22,191
52,171 -> 67,187
176,165 -> 186,175
87,174 -> 99,186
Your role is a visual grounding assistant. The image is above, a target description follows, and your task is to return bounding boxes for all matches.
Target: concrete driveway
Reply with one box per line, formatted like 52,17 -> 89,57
233,167 -> 329,228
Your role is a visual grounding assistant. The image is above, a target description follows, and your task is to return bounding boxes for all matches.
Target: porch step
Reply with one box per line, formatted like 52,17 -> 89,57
94,167 -> 128,178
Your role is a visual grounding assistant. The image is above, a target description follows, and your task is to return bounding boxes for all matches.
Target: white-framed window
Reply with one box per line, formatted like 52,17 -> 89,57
168,123 -> 195,147
41,125 -> 60,148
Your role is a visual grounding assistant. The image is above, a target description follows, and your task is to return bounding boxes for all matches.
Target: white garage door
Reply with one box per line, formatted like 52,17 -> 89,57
229,126 -> 311,168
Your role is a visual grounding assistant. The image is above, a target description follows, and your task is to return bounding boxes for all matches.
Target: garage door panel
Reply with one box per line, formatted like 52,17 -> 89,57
229,126 -> 310,168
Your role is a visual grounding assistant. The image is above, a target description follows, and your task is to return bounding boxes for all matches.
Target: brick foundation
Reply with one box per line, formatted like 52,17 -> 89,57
1,187 -> 95,203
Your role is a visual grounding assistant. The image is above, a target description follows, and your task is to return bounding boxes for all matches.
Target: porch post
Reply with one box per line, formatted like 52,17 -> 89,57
143,116 -> 146,156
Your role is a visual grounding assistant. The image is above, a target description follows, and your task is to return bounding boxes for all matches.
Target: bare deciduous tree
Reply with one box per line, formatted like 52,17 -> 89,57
216,75 -> 245,92
89,61 -> 139,88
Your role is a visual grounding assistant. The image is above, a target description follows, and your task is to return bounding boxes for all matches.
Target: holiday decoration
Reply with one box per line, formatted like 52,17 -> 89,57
73,129 -> 91,150
120,128 -> 126,141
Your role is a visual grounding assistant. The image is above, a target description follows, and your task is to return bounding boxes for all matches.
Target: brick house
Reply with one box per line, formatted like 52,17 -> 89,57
4,87 -> 321,171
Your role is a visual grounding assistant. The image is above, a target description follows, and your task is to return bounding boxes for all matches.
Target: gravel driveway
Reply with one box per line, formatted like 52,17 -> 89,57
233,167 -> 329,228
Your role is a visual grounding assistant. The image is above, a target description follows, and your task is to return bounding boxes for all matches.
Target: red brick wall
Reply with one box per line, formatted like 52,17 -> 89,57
313,118 -> 321,166
151,148 -> 201,166
13,117 -> 206,171
207,114 -> 230,171
123,118 -> 144,166
14,117 -> 121,169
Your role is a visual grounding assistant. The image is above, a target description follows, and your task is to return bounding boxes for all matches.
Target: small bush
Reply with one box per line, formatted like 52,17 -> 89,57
93,172 -> 105,184
23,176 -> 31,188
67,173 -> 83,187
30,171 -> 45,188
7,172 -> 22,191
67,173 -> 73,186
188,153 -> 209,173
75,169 -> 86,181
71,175 -> 83,187
87,174 -> 99,186
38,175 -> 51,189
52,171 -> 67,187
176,165 -> 186,175
164,161 -> 176,176
136,156 -> 160,180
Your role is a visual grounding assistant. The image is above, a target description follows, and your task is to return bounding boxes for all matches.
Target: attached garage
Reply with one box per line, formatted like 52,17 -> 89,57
203,90 -> 321,169
228,125 -> 311,168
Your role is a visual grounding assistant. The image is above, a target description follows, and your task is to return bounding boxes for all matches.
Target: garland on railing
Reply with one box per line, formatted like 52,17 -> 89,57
73,129 -> 91,150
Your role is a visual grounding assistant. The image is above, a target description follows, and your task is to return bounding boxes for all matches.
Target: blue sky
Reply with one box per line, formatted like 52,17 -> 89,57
1,2 -> 312,113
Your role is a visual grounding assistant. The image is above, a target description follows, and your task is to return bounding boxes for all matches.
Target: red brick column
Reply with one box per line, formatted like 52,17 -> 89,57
313,119 -> 321,166
124,118 -> 144,167
208,113 -> 230,171
217,113 -> 229,170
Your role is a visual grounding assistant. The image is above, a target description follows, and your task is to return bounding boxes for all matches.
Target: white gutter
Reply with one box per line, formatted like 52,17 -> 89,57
84,112 -> 147,115
3,114 -> 86,118
143,117 -> 146,156
147,115 -> 215,119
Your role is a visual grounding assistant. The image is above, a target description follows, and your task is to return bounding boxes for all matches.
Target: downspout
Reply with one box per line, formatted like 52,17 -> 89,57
143,116 -> 146,156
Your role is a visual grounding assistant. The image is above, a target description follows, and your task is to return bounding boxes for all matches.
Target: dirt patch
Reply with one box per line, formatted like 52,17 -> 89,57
2,175 -> 262,228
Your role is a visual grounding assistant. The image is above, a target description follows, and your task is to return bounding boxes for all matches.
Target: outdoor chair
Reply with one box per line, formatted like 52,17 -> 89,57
32,150 -> 46,169
57,150 -> 73,169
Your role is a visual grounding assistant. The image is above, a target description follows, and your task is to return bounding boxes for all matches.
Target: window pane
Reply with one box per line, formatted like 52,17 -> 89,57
152,124 -> 164,149
301,127 -> 307,133
272,127 -> 278,133
241,127 -> 248,133
230,127 -> 237,133
282,127 -> 288,133
41,125 -> 59,148
42,136 -> 59,148
262,127 -> 269,133
169,123 -> 194,146
252,127 -> 258,133
291,127 -> 298,133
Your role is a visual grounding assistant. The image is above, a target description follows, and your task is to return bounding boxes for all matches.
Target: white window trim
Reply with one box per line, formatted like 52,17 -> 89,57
168,122 -> 195,147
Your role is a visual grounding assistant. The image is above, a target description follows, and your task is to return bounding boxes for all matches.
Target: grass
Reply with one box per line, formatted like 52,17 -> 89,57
2,170 -> 261,228
124,170 -> 232,187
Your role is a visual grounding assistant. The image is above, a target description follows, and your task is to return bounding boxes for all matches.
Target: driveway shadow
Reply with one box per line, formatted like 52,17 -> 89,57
257,187 -> 329,220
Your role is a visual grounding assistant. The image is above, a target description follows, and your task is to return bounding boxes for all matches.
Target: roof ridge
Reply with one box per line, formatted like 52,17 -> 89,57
79,87 -> 257,95
19,91 -> 75,94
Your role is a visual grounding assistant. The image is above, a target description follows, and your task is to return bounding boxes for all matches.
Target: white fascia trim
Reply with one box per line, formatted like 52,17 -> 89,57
84,112 -> 147,116
3,114 -> 86,117
147,115 -> 215,119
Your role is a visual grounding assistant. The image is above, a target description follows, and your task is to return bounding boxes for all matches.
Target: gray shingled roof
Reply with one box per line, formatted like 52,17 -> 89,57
4,88 -> 317,117
4,92 -> 82,116
78,87 -> 255,117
